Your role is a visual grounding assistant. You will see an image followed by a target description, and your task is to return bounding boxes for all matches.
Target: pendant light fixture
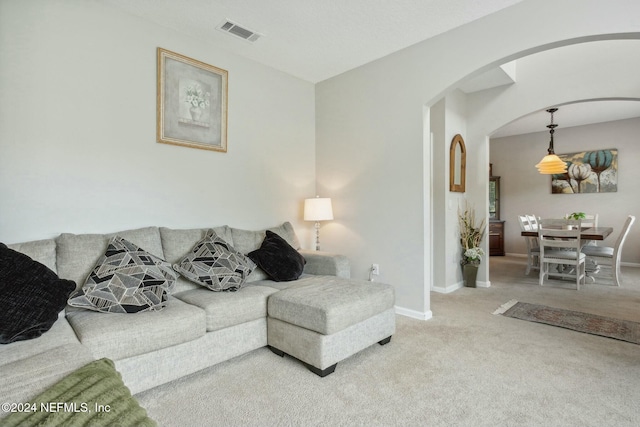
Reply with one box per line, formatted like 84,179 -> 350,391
535,108 -> 568,174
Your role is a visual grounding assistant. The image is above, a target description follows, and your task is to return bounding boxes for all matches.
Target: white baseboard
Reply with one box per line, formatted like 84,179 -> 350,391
431,281 -> 464,294
621,261 -> 640,268
395,306 -> 433,320
431,279 -> 490,292
477,280 -> 491,288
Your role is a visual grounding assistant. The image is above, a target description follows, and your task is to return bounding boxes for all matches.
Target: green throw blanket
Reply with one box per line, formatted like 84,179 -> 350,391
2,358 -> 156,427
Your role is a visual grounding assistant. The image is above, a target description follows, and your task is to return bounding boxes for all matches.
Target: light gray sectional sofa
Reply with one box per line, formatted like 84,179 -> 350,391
1,222 -> 395,410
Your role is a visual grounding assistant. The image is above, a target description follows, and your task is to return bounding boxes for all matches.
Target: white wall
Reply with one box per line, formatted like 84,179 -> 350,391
430,99 -> 446,289
316,0 -> 640,317
430,90 -> 469,293
490,117 -> 640,264
443,90 -> 469,289
0,0 -> 316,245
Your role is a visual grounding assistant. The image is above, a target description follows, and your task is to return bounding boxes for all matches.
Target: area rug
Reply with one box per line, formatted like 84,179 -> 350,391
493,300 -> 640,345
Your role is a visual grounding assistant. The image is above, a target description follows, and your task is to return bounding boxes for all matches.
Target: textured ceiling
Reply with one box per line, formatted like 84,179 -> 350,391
97,0 -> 523,83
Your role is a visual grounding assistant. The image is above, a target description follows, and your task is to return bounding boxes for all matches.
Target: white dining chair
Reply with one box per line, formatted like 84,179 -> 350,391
581,215 -> 636,287
518,215 -> 539,275
538,218 -> 586,290
565,213 -> 599,246
564,213 -> 598,228
525,214 -> 539,231
581,214 -> 599,228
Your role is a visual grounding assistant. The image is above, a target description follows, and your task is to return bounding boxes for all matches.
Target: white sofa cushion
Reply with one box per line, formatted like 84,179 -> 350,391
0,344 -> 95,410
230,221 -> 300,254
0,316 -> 80,366
55,227 -> 164,289
7,238 -> 57,273
160,226 -> 233,263
174,285 -> 278,332
66,297 -> 206,360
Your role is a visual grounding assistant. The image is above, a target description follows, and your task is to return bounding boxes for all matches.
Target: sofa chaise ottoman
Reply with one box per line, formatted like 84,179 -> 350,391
266,276 -> 395,376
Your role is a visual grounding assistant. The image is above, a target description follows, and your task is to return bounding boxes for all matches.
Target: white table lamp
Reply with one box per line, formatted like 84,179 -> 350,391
304,196 -> 333,251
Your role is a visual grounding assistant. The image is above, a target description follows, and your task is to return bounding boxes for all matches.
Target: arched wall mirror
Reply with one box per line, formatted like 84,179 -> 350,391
449,134 -> 466,192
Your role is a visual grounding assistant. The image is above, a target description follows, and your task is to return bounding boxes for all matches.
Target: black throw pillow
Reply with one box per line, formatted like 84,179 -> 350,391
0,243 -> 76,344
247,231 -> 306,282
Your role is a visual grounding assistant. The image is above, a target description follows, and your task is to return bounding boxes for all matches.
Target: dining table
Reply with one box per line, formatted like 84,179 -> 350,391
520,226 -> 613,241
521,226 -> 614,281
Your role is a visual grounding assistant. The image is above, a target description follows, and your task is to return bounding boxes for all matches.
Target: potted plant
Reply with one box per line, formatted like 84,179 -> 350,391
566,212 -> 586,220
458,203 -> 486,288
565,212 -> 585,229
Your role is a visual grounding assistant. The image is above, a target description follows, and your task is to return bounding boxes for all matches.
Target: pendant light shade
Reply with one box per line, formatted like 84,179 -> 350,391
535,154 -> 567,174
536,108 -> 568,175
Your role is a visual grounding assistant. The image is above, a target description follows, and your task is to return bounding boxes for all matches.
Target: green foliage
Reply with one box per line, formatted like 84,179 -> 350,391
566,212 -> 586,220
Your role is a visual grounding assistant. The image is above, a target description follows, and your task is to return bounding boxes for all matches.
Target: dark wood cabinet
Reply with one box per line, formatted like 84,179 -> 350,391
489,220 -> 505,256
489,176 -> 500,220
489,170 -> 504,256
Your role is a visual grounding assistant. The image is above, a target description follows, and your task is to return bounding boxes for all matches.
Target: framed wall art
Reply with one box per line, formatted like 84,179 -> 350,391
157,48 -> 228,152
449,134 -> 466,192
551,148 -> 618,194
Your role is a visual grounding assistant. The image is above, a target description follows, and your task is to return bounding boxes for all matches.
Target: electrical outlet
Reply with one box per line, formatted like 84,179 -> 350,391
371,264 -> 380,275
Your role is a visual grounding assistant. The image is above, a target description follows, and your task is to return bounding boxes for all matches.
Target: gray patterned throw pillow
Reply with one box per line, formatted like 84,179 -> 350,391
173,229 -> 255,291
68,236 -> 177,313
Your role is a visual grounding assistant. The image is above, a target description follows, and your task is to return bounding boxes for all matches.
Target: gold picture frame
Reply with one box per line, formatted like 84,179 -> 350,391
157,48 -> 228,152
449,134 -> 466,192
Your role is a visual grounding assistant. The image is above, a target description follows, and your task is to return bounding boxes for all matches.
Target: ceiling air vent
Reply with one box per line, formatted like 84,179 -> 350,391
217,19 -> 262,43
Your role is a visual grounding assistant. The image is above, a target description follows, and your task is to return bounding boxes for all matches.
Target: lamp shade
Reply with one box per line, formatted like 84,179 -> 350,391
304,197 -> 333,221
535,154 -> 567,174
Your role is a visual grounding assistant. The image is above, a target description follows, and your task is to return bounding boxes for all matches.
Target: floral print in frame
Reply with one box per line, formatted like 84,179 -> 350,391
551,149 -> 617,194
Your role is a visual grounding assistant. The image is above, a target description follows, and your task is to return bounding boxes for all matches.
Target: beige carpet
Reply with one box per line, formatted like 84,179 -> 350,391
136,256 -> 640,426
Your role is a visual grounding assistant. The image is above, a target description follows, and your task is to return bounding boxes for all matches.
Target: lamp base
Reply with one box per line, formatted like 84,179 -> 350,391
315,221 -> 321,251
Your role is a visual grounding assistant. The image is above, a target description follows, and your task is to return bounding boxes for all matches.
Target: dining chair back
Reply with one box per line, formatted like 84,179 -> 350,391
581,214 -> 599,228
518,215 -> 539,275
581,215 -> 636,286
538,218 -> 586,289
563,213 -> 598,228
525,214 -> 539,230
564,214 -> 599,246
581,213 -> 599,246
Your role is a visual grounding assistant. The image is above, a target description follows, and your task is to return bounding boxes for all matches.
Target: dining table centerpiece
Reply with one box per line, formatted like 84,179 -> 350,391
459,202 -> 486,287
566,212 -> 586,221
565,212 -> 585,229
